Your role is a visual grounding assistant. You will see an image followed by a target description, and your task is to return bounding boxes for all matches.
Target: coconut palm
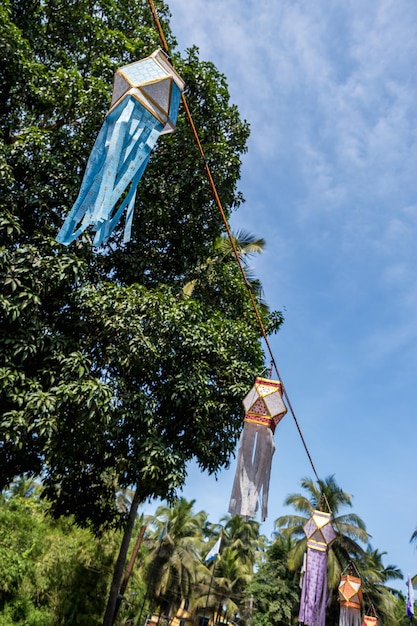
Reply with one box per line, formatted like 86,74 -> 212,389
213,548 -> 253,618
193,546 -> 253,622
192,515 -> 266,625
246,533 -> 300,626
220,514 -> 266,570
5,475 -> 41,499
410,526 -> 417,545
183,229 -> 266,303
275,475 -> 369,587
143,498 -> 209,618
356,546 -> 403,625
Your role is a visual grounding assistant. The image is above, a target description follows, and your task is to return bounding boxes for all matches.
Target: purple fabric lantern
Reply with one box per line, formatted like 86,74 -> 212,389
299,510 -> 336,626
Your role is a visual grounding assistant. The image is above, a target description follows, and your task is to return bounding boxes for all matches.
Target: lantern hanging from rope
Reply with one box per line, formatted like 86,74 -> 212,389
57,49 -> 184,246
339,575 -> 363,626
299,509 -> 336,626
228,377 -> 287,521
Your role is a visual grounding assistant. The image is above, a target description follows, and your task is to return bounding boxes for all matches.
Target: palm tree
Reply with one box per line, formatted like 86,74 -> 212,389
4,475 -> 41,499
275,475 -> 369,587
246,533 -> 300,626
410,527 -> 417,545
211,548 -> 253,620
183,229 -> 267,305
192,546 -> 253,623
192,515 -> 266,624
356,546 -> 403,625
220,514 -> 266,570
143,498 -> 209,618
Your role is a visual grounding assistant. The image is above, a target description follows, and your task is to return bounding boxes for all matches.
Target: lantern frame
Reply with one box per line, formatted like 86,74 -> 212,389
303,509 -> 336,551
339,575 -> 363,610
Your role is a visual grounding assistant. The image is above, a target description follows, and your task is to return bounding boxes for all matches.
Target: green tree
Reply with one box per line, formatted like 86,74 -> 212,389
220,515 -> 266,569
356,546 -> 403,625
211,549 -> 253,622
1,1 -> 284,622
184,230 -> 265,296
0,488 -> 121,626
192,517 -> 265,624
245,534 -> 300,626
142,498 -> 209,619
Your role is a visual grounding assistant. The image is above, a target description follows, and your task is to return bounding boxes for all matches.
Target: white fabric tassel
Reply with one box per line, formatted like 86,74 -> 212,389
228,421 -> 275,521
339,606 -> 362,626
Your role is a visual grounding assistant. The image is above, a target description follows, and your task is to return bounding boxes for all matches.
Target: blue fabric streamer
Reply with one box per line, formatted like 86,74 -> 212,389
56,97 -> 164,246
57,50 -> 184,247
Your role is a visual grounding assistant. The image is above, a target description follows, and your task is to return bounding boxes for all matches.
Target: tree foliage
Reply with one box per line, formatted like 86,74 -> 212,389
143,498 -> 209,617
0,489 -> 407,626
0,0 -> 278,531
245,534 -> 300,626
356,546 -> 403,625
0,488 -> 120,625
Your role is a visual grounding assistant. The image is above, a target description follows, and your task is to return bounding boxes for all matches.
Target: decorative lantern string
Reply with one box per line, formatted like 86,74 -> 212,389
146,0 -> 322,488
144,6 -> 384,625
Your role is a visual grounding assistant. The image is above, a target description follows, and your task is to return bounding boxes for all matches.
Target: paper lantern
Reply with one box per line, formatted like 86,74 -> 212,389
299,510 -> 336,626
339,575 -> 363,626
228,377 -> 287,521
57,49 -> 184,246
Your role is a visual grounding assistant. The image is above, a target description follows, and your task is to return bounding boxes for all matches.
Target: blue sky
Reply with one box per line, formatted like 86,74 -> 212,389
145,0 -> 417,589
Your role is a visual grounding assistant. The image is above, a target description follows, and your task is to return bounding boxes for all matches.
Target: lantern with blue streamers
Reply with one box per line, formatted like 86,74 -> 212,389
57,49 -> 184,246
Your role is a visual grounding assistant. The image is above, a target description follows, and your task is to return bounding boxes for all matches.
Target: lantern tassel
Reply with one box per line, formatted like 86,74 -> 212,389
228,421 -> 275,521
340,606 -> 362,626
299,547 -> 328,626
56,99 -> 162,246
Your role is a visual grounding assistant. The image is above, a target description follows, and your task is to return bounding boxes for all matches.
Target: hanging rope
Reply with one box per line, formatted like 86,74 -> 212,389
146,0 -> 321,485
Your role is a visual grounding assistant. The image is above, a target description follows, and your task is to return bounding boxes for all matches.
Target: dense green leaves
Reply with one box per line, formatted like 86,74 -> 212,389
246,535 -> 300,626
0,489 -> 120,625
142,501 -> 266,623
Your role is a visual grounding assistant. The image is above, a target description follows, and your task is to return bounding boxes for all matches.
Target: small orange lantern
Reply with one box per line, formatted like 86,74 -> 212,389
339,575 -> 363,626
